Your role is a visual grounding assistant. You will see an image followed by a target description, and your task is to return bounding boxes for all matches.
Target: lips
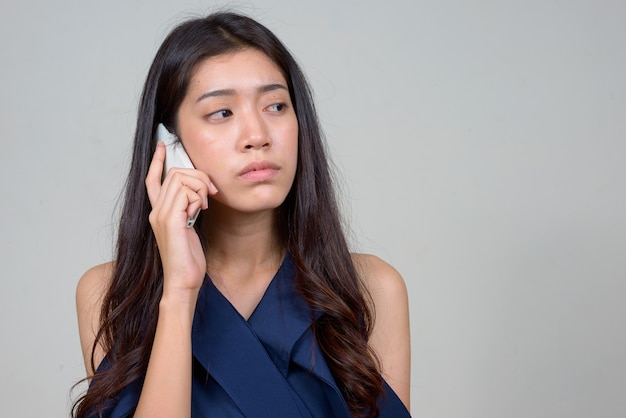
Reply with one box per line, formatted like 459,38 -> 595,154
238,160 -> 280,182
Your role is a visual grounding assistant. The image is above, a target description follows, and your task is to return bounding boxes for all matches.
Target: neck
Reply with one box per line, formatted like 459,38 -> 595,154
199,202 -> 284,283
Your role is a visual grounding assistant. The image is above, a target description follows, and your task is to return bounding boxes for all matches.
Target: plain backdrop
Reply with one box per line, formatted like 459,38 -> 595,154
1,0 -> 625,417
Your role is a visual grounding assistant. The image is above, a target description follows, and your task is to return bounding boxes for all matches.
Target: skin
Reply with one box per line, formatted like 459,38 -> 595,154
76,48 -> 410,416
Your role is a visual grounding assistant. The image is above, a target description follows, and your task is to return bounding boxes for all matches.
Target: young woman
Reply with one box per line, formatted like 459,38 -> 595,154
73,11 -> 410,418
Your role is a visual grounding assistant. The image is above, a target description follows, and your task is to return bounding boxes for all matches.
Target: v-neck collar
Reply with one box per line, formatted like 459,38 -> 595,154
191,253 -> 352,417
191,253 -> 314,374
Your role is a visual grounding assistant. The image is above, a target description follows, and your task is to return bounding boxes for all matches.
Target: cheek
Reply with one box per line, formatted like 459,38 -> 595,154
187,136 -> 230,174
201,158 -> 229,183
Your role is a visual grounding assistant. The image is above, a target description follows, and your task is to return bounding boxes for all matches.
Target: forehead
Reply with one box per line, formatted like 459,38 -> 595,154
188,49 -> 287,93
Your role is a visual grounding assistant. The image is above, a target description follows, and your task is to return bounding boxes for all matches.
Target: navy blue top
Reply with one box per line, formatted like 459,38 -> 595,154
90,254 -> 410,417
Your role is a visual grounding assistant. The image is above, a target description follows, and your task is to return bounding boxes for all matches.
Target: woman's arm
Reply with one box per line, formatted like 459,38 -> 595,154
76,262 -> 112,376
132,286 -> 198,417
353,253 -> 411,412
132,141 -> 213,417
76,142 -> 215,417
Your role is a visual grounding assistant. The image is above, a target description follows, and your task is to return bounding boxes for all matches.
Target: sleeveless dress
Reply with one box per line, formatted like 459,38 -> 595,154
90,254 -> 410,417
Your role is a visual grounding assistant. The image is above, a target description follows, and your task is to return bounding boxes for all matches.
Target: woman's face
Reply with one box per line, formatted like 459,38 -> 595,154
176,48 -> 298,214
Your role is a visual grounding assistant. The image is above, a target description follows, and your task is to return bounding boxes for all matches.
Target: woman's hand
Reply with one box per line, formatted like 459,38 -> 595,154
145,142 -> 218,302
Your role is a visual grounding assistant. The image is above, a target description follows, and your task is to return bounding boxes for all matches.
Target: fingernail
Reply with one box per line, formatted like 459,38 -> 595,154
209,183 -> 218,194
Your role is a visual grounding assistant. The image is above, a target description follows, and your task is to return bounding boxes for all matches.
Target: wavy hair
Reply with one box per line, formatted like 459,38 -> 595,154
72,12 -> 383,418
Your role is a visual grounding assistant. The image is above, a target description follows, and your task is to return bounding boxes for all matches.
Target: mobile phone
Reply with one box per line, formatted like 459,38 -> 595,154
156,124 -> 195,174
155,123 -> 199,228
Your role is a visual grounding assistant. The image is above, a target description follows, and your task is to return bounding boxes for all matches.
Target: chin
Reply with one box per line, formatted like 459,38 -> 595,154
240,196 -> 288,213
212,192 -> 289,214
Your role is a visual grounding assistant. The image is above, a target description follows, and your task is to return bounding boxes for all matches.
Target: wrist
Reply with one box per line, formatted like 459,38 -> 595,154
159,289 -> 199,318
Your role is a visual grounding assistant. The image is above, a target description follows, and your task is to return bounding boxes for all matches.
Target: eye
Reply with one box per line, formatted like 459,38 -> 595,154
266,103 -> 287,112
207,109 -> 233,120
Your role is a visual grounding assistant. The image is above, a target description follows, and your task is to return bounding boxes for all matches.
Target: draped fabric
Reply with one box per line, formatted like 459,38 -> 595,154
89,254 -> 410,417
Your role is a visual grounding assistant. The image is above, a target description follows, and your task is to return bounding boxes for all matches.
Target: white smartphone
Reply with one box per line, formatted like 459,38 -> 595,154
155,123 -> 199,228
156,124 -> 195,173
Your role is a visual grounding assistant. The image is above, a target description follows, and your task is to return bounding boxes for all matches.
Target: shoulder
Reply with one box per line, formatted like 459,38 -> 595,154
76,262 -> 114,319
351,253 -> 407,299
350,254 -> 409,335
77,262 -> 113,302
351,253 -> 411,412
76,261 -> 114,376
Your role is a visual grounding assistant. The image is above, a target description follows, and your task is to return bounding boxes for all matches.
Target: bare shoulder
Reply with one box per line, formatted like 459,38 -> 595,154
351,253 -> 411,411
76,261 -> 114,376
77,262 -> 113,302
350,254 -> 409,333
351,253 -> 407,298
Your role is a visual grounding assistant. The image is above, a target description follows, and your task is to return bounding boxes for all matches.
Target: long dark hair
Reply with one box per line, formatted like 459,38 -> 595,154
72,12 -> 383,418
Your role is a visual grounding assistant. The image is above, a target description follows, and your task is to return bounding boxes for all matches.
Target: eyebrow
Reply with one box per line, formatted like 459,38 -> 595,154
196,83 -> 288,103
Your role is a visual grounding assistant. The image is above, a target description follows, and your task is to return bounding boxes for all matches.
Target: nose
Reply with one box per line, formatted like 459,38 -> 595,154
239,111 -> 272,151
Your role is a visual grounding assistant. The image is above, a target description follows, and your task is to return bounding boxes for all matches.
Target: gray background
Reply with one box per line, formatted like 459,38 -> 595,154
1,0 -> 625,417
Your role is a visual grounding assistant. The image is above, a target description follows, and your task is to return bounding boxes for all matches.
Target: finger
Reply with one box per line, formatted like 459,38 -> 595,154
162,185 -> 203,228
170,168 -> 218,197
155,171 -> 207,224
162,171 -> 211,210
146,142 -> 166,205
184,188 -> 203,219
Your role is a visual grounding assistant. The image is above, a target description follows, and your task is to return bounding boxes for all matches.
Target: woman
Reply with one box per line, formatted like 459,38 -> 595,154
73,11 -> 410,418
